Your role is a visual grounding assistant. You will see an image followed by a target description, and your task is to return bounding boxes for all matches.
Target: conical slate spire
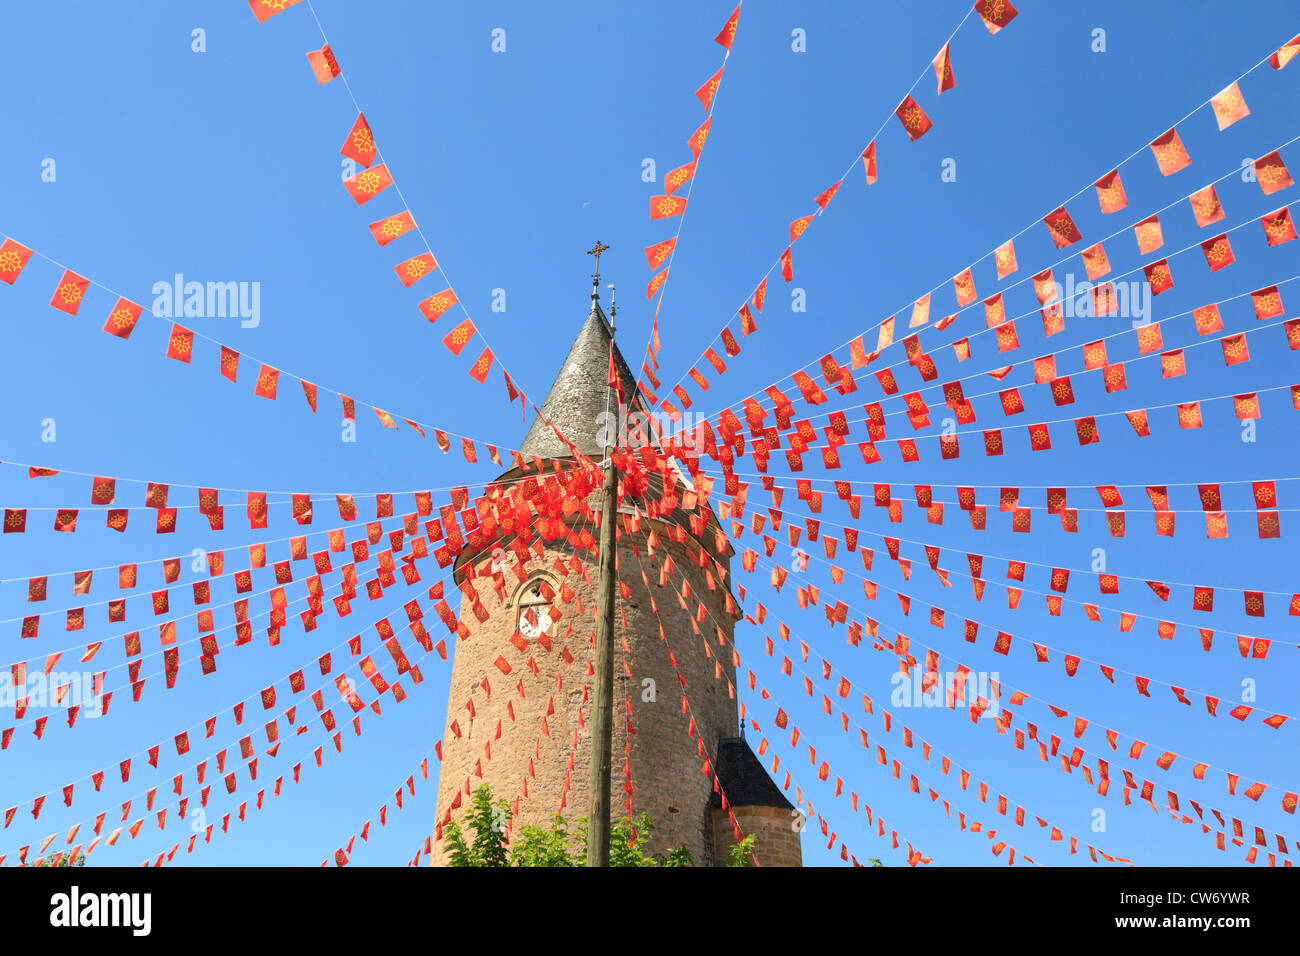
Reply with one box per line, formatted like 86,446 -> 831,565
516,294 -> 640,461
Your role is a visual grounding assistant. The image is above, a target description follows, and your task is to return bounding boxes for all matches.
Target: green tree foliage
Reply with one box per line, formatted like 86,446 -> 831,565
448,784 -> 761,867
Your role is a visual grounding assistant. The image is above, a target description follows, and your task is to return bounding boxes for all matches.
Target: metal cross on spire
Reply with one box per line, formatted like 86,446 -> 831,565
587,240 -> 610,286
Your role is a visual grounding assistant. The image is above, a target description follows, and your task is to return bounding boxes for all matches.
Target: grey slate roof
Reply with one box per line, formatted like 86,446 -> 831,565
516,292 -> 641,461
710,737 -> 795,811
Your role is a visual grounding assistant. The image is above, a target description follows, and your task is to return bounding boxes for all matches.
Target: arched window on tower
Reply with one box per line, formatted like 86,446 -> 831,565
515,574 -> 556,640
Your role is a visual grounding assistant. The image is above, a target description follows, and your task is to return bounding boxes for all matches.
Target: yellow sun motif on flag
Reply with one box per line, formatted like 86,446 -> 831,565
260,0 -> 293,11
0,250 -> 21,273
5,512 -> 22,528
171,336 -> 192,356
258,370 -> 276,390
405,257 -> 429,279
109,307 -> 134,329
352,128 -> 375,155
380,216 -> 407,237
57,281 -> 84,305
667,168 -> 689,188
655,197 -> 680,216
356,170 -> 384,194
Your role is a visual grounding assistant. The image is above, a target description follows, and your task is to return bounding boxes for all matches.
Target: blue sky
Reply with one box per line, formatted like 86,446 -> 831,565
0,0 -> 1298,867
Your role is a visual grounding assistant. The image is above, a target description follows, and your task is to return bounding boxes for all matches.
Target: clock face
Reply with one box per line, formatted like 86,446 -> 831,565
517,581 -> 552,638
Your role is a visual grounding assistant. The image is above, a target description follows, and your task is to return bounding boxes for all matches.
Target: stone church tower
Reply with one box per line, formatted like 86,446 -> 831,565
431,283 -> 800,866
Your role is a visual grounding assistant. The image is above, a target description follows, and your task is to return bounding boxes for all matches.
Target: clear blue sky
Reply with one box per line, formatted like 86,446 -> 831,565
0,0 -> 1298,867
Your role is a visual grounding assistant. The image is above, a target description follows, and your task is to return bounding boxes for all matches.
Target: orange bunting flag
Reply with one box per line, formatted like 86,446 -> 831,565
1210,82 -> 1249,130
645,237 -> 676,269
50,270 -> 90,316
953,268 -> 976,306
102,298 -> 143,340
780,247 -> 792,282
1262,207 -> 1297,246
1134,214 -> 1163,254
1271,33 -> 1300,70
894,96 -> 933,141
994,239 -> 1017,279
974,0 -> 1018,34
254,364 -> 279,400
647,268 -> 668,299
342,164 -> 393,205
1201,233 -> 1235,272
650,195 -> 687,220
468,347 -> 494,384
664,160 -> 696,195
340,113 -> 377,168
0,238 -> 34,284
1042,207 -> 1082,248
1188,185 -> 1224,228
1094,169 -> 1128,213
933,43 -> 955,94
418,289 -> 458,323
248,0 -> 303,23
394,252 -> 437,288
442,318 -> 476,356
166,325 -> 194,363
1149,128 -> 1191,176
369,211 -> 416,247
1253,151 -> 1293,195
862,141 -> 877,185
696,67 -> 724,112
814,181 -> 842,211
716,4 -> 741,50
688,118 -> 711,159
306,43 -> 340,84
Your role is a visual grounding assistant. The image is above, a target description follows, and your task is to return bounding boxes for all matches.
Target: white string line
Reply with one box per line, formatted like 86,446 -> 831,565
18,593 -> 449,864
744,618 -> 1105,866
0,509 -> 411,627
706,469 -> 1300,598
621,532 -> 766,862
0,455 -> 602,585
0,513 -> 424,701
691,40 -> 1293,419
714,307 -> 1300,447
712,186 -> 1300,426
4,502 -> 554,821
700,372 -> 1300,464
654,5 -> 978,403
302,0 -> 543,415
635,521 -> 948,866
727,522 -> 1300,808
631,20 -> 736,403
0,506 -> 418,587
2,231 -> 511,451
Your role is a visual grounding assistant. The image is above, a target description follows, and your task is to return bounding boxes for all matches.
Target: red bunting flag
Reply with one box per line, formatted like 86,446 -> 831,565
394,252 -> 437,288
166,325 -> 194,363
442,318 -> 476,356
254,365 -> 279,400
894,96 -> 933,141
650,195 -> 687,220
974,0 -> 1018,34
862,141 -> 877,185
1271,33 -> 1300,70
1042,207 -> 1082,248
340,113 -> 377,168
1149,128 -> 1191,176
789,215 -> 814,243
932,43 -> 955,94
369,212 -> 415,246
248,0 -> 303,22
696,67 -> 724,112
645,237 -> 676,269
342,163 -> 393,204
306,44 -> 340,84
647,268 -> 668,299
664,160 -> 696,195
102,298 -> 143,340
418,289 -> 458,323
1094,169 -> 1128,213
688,118 -> 711,158
468,348 -> 493,384
716,4 -> 740,50
1253,151 -> 1293,195
50,270 -> 90,316
1261,207 -> 1297,246
0,238 -> 34,285
1210,82 -> 1250,130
